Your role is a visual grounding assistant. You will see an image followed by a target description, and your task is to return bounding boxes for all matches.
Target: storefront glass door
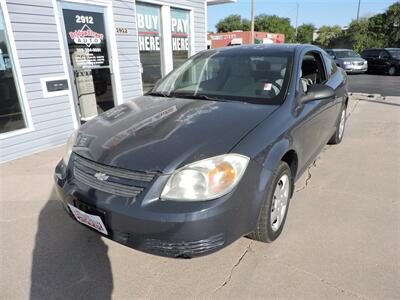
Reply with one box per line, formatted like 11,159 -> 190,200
60,3 -> 115,122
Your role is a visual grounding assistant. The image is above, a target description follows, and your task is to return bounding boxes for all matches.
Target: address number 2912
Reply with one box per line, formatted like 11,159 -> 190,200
75,15 -> 94,24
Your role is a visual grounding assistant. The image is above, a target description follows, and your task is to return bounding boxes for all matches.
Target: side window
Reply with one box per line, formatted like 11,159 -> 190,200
379,51 -> 389,59
331,60 -> 338,73
371,50 -> 380,57
300,51 -> 327,92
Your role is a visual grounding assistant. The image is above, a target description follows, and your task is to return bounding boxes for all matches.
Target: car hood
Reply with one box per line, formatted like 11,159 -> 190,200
73,96 -> 277,173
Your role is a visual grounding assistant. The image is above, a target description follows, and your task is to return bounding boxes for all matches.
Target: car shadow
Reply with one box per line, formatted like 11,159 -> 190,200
30,187 -> 113,299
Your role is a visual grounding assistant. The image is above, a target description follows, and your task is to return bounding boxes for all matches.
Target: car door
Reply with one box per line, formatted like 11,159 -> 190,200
364,50 -> 379,71
316,52 -> 343,143
292,51 -> 336,168
377,50 -> 390,72
321,52 -> 345,141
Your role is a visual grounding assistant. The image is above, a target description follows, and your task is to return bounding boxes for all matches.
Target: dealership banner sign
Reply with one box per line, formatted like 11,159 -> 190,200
136,4 -> 161,51
171,9 -> 190,51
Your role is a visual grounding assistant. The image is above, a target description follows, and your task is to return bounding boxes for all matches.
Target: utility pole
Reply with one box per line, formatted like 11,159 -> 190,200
357,0 -> 361,20
251,0 -> 255,44
295,2 -> 299,42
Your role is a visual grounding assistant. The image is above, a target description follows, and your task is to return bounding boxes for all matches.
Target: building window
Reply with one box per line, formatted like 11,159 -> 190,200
171,8 -> 190,69
0,8 -> 26,134
136,3 -> 163,92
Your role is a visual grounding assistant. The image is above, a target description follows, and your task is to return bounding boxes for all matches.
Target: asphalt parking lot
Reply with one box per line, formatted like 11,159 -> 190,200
347,73 -> 400,96
1,95 -> 399,299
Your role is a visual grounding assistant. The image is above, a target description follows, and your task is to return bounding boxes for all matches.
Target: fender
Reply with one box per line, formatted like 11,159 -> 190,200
260,138 -> 292,173
244,138 -> 294,233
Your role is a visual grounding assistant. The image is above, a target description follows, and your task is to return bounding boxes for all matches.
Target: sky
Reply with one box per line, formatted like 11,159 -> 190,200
207,0 -> 399,32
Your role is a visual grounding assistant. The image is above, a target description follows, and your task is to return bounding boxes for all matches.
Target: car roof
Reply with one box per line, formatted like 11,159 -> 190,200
328,49 -> 354,51
362,48 -> 386,51
206,43 -> 312,54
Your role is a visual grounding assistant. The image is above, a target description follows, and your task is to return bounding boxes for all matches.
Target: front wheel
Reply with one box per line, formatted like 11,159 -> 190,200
388,66 -> 396,76
328,105 -> 346,145
248,161 -> 292,243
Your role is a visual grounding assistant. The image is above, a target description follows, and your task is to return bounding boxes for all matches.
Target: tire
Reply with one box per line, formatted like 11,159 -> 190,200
328,105 -> 346,145
248,161 -> 292,243
388,66 -> 396,76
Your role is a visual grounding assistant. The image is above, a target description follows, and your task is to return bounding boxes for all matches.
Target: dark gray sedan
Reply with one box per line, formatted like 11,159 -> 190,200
326,49 -> 368,73
55,44 -> 348,258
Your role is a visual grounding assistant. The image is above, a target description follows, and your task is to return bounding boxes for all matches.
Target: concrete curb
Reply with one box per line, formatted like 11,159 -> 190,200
349,92 -> 400,102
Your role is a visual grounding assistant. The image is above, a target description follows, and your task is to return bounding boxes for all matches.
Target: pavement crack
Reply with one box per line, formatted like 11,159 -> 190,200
273,260 -> 369,300
214,241 -> 253,293
295,159 -> 317,193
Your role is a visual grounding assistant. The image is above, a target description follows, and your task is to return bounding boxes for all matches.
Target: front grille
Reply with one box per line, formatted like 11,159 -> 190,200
73,154 -> 157,198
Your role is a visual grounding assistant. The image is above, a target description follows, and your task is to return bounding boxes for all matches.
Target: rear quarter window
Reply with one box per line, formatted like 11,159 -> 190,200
323,53 -> 337,78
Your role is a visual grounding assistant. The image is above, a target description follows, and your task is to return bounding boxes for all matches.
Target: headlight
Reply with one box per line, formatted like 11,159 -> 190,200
62,129 -> 78,165
343,61 -> 351,65
161,154 -> 250,201
364,61 -> 368,65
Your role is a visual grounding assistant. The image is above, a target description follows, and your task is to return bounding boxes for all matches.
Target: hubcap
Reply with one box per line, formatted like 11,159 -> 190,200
389,67 -> 395,75
270,174 -> 290,231
338,108 -> 346,139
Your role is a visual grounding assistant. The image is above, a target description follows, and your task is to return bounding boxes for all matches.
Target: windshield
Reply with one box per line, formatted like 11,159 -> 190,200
150,49 -> 293,105
335,50 -> 360,58
388,50 -> 400,59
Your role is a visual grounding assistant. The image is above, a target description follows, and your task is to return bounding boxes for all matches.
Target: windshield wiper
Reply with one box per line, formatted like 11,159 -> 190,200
173,93 -> 233,102
147,91 -> 172,97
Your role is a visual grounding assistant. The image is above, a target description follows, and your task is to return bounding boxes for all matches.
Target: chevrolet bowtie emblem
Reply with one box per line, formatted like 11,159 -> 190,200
94,172 -> 109,181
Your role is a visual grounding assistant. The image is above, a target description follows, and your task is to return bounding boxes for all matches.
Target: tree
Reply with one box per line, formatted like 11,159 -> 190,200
346,2 -> 400,51
296,23 -> 316,44
254,15 -> 295,42
314,25 -> 343,48
214,14 -> 295,42
215,15 -> 250,32
384,2 -> 400,47
242,19 -> 251,31
346,18 -> 385,53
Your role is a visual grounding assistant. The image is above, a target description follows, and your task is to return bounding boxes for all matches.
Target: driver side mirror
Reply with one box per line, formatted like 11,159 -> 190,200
299,84 -> 335,104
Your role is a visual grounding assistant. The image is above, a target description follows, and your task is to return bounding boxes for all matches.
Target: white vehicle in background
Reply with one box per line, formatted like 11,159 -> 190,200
326,49 -> 368,74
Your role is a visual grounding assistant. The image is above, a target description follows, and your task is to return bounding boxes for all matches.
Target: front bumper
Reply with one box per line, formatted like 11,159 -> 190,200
54,157 -> 269,258
343,64 -> 367,73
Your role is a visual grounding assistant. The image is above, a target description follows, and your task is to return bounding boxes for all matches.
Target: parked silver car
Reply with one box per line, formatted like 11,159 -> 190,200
326,49 -> 368,74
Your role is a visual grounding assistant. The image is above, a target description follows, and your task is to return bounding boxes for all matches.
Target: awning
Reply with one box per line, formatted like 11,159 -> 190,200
206,0 -> 236,6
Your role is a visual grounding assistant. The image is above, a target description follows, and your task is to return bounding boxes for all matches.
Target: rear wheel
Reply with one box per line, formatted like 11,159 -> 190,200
328,105 -> 346,145
248,161 -> 292,243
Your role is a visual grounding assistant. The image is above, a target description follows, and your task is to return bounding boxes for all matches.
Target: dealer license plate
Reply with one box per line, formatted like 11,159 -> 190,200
68,204 -> 108,235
